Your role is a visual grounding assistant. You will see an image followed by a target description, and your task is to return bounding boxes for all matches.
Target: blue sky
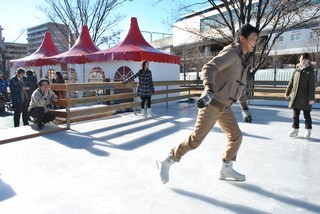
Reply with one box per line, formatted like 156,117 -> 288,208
0,0 -> 210,45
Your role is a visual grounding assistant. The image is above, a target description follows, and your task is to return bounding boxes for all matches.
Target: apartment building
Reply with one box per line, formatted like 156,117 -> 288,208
170,0 -> 320,73
27,22 -> 70,54
0,26 -> 28,75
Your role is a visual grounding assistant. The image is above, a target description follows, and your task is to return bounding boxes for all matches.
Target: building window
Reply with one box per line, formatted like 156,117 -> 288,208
277,35 -> 284,43
291,30 -> 301,41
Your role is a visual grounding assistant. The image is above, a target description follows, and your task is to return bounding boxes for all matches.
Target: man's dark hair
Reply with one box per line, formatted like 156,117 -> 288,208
301,52 -> 311,60
38,78 -> 50,86
26,70 -> 33,76
16,67 -> 26,75
234,23 -> 259,43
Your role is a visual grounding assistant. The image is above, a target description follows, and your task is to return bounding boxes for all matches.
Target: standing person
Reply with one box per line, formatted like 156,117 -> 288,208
52,71 -> 66,108
26,70 -> 38,103
0,74 -> 8,101
123,60 -> 155,117
285,53 -> 315,138
9,68 -> 30,127
52,71 -> 65,84
157,23 -> 259,184
28,79 -> 58,130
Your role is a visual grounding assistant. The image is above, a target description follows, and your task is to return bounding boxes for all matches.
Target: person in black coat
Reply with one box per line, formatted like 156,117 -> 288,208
9,68 -> 30,127
285,53 -> 316,138
26,70 -> 38,103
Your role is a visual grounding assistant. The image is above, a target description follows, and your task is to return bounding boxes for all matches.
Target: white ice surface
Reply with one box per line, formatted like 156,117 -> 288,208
0,101 -> 320,214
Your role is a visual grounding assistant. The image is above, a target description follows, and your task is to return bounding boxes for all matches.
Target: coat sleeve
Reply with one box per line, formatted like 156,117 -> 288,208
127,71 -> 140,82
202,49 -> 237,91
9,78 -> 20,93
49,89 -> 58,102
285,69 -> 296,97
308,69 -> 316,100
149,71 -> 154,90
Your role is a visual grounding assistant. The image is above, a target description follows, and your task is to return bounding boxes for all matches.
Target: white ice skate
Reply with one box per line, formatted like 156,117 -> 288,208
141,109 -> 147,118
289,129 -> 299,137
156,155 -> 175,184
219,160 -> 246,181
304,129 -> 311,139
147,108 -> 155,117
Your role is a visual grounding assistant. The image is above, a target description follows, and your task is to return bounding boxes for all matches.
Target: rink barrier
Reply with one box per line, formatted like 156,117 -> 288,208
247,81 -> 320,102
49,80 -> 320,129
49,80 -> 201,129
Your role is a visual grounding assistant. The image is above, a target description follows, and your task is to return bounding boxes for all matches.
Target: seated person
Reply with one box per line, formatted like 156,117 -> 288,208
28,79 -> 58,130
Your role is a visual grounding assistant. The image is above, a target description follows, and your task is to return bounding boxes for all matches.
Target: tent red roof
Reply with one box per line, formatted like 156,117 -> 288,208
86,17 -> 180,64
43,25 -> 100,65
10,32 -> 60,67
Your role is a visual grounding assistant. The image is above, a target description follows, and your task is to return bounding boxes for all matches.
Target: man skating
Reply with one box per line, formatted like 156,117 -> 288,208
157,23 -> 259,184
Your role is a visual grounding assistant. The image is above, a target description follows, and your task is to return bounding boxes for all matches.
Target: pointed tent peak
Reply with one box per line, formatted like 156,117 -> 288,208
117,17 -> 151,47
69,25 -> 100,53
32,31 -> 60,57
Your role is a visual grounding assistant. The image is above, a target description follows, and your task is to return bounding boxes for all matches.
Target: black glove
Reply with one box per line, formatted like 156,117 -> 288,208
242,108 -> 252,123
196,90 -> 214,108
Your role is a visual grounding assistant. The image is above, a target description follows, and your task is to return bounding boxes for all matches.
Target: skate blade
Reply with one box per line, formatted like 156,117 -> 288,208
156,160 -> 160,170
219,174 -> 246,182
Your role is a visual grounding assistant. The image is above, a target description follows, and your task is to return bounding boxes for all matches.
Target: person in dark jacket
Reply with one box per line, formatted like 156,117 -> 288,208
26,70 -> 38,103
123,60 -> 155,117
9,68 -> 30,127
285,53 -> 316,138
51,71 -> 66,109
0,74 -> 9,101
52,71 -> 65,84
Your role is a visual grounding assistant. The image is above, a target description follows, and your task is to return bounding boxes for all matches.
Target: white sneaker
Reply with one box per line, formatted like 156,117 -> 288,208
156,155 -> 175,184
220,160 -> 246,181
289,129 -> 299,137
304,129 -> 311,138
147,108 -> 155,117
141,109 -> 147,117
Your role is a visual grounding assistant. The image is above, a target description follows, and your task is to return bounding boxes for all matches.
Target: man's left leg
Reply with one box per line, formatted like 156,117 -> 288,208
43,112 -> 56,124
218,107 -> 245,181
22,101 -> 29,126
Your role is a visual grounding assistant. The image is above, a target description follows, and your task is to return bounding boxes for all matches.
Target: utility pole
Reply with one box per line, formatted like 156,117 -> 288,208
0,26 -> 6,76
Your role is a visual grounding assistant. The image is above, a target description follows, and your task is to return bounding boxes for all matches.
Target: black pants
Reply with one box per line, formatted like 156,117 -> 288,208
141,96 -> 151,109
13,101 -> 29,127
292,108 -> 312,129
29,107 -> 56,126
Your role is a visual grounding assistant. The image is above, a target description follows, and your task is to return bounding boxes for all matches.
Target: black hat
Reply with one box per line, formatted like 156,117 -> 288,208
38,78 -> 50,86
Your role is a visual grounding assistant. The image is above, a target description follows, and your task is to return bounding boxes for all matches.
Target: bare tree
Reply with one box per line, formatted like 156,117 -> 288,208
38,0 -> 129,47
177,42 -> 222,81
306,28 -> 320,83
159,0 -> 320,74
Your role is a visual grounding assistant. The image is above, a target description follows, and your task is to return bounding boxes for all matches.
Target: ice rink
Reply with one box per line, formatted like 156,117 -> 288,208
0,101 -> 319,214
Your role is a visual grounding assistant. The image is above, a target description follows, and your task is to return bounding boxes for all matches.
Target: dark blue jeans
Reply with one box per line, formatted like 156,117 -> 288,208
292,108 -> 312,129
28,107 -> 55,126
